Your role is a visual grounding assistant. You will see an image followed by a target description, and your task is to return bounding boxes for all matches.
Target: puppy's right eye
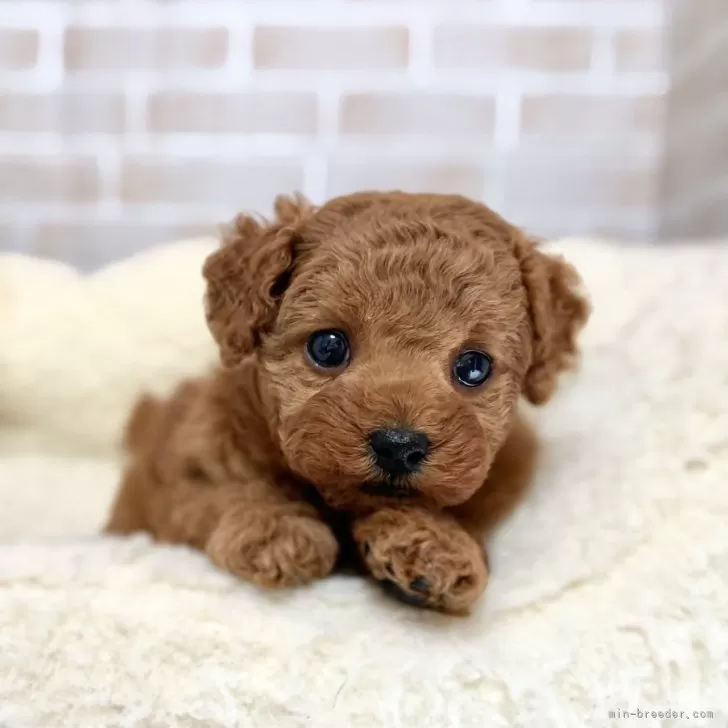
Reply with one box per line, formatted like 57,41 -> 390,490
306,330 -> 350,369
453,349 -> 493,387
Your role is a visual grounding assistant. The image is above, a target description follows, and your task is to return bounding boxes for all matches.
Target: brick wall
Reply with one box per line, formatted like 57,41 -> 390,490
0,0 -> 667,268
660,0 -> 728,239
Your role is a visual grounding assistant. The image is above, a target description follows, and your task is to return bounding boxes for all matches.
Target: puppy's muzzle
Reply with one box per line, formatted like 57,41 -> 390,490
368,427 -> 430,477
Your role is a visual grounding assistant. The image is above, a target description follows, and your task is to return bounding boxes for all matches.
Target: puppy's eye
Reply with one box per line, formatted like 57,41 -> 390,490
306,330 -> 350,369
453,350 -> 493,388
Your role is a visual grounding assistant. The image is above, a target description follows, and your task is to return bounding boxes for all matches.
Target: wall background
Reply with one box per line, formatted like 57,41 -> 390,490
660,0 -> 728,239
0,0 -> 671,267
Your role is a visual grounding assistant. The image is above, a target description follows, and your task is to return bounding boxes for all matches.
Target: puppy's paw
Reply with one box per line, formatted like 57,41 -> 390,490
353,508 -> 488,614
206,504 -> 338,588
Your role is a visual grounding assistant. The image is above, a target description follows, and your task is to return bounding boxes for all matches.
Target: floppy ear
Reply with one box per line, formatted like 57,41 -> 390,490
202,194 -> 313,367
516,237 -> 591,405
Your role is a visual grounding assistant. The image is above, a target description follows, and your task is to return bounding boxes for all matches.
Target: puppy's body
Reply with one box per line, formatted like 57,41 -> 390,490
107,192 -> 589,614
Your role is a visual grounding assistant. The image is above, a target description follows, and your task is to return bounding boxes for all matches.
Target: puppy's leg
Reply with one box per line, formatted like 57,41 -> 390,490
105,470 -> 148,534
352,507 -> 488,614
110,470 -> 338,589
204,487 -> 339,589
107,382 -> 339,589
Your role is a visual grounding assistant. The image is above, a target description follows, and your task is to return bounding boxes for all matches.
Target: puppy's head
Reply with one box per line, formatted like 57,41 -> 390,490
203,192 -> 589,513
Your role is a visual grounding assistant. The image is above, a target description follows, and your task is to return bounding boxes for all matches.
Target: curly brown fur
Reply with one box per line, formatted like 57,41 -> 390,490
106,191 -> 590,614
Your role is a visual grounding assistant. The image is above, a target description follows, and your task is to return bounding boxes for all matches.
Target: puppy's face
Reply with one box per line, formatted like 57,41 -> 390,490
263,223 -> 527,512
204,193 -> 589,513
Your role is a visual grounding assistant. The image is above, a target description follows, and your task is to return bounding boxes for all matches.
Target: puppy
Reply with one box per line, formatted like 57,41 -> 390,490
106,191 -> 589,614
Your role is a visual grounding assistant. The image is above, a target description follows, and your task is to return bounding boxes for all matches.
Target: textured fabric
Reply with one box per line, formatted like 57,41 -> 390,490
0,240 -> 218,456
0,239 -> 726,727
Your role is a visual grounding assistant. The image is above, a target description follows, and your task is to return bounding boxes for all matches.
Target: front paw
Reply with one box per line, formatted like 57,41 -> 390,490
353,508 -> 488,614
206,504 -> 338,588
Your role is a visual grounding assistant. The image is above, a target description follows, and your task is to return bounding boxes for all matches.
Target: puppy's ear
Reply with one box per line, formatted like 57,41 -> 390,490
516,237 -> 590,405
203,194 -> 312,367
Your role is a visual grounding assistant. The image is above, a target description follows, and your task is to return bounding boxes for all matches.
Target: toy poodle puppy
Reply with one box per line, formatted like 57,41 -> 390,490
106,191 -> 590,614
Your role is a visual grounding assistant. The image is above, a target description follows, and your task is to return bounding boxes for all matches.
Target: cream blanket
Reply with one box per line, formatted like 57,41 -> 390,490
0,239 -> 726,728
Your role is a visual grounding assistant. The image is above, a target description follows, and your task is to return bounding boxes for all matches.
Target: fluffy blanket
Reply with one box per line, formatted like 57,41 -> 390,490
0,238 -> 726,728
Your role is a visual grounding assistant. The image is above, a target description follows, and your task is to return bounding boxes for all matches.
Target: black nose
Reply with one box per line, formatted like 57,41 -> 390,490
368,428 -> 430,476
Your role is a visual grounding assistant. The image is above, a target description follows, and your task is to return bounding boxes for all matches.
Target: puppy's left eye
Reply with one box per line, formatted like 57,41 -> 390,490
306,330 -> 351,369
453,350 -> 493,387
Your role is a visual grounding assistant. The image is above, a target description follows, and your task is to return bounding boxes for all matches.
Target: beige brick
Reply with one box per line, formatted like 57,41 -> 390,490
683,195 -> 728,239
521,94 -> 665,138
0,93 -> 125,134
670,0 -> 723,62
615,28 -> 665,72
0,156 -> 100,202
64,27 -> 228,71
327,159 -> 484,198
148,92 -> 318,134
434,26 -> 592,71
0,29 -> 39,70
33,221 -> 218,269
662,127 -> 728,202
121,157 -> 304,211
340,94 -> 495,136
669,38 -> 728,112
506,208 -> 656,242
0,225 -> 28,254
253,26 -> 408,70
503,153 -> 658,211
661,191 -> 728,239
667,18 -> 728,83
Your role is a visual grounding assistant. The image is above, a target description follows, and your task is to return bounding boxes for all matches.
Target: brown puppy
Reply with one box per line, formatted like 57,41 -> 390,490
106,191 -> 590,614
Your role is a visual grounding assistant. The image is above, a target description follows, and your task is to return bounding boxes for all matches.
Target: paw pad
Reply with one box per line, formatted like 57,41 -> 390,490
409,576 -> 431,594
381,579 -> 431,608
